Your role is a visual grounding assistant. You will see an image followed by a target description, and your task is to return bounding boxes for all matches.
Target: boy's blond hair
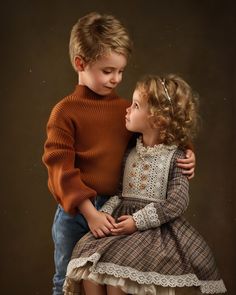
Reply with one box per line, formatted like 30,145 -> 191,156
136,74 -> 199,148
69,12 -> 132,71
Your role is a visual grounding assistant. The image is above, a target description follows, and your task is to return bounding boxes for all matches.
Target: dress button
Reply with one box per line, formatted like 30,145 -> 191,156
141,175 -> 147,181
129,182 -> 133,188
140,183 -> 146,190
132,163 -> 136,168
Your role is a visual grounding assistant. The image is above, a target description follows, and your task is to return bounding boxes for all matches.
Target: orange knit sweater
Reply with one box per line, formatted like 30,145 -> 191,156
43,85 -> 132,215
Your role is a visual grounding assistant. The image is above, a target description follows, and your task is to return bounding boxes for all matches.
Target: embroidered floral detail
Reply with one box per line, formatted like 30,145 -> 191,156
133,203 -> 160,230
99,195 -> 121,215
122,138 -> 177,203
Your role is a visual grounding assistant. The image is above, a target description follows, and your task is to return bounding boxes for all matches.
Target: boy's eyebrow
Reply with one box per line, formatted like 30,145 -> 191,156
102,66 -> 125,70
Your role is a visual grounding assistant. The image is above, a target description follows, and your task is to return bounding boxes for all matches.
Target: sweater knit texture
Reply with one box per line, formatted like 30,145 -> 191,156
43,85 -> 131,215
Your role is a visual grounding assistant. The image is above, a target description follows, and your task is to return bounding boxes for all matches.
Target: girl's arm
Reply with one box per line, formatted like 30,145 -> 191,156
99,195 -> 121,215
132,149 -> 189,231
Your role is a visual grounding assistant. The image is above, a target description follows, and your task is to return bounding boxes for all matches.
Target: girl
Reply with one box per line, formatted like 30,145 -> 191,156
63,74 -> 226,295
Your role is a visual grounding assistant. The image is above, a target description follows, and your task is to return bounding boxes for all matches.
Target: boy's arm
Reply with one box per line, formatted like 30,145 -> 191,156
79,199 -> 115,238
42,103 -> 96,216
132,149 -> 189,231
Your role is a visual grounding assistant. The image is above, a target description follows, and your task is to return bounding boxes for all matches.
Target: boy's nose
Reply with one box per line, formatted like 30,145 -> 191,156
111,73 -> 121,84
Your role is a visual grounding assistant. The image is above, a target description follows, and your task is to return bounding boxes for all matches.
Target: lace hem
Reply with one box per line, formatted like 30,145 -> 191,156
99,195 -> 121,215
66,255 -> 226,294
133,202 -> 160,230
64,266 -> 175,295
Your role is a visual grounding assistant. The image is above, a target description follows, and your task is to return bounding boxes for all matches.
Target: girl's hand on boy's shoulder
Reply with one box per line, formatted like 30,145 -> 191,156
176,149 -> 196,179
111,215 -> 137,236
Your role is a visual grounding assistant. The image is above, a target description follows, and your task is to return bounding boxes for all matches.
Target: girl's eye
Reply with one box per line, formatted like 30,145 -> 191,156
133,103 -> 139,109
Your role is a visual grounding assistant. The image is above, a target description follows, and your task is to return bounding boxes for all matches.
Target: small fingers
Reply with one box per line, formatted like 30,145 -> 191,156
110,228 -> 124,235
102,226 -> 111,236
106,215 -> 116,227
117,215 -> 129,221
182,167 -> 194,175
188,172 -> 195,180
95,229 -> 106,238
176,161 -> 194,169
91,230 -> 98,239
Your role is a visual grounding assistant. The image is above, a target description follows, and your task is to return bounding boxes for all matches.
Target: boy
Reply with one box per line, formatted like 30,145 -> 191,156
42,12 -> 195,295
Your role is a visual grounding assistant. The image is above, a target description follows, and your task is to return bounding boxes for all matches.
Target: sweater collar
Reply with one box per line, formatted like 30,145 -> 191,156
73,85 -> 118,100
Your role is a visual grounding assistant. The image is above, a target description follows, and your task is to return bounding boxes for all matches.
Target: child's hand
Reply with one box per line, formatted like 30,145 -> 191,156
88,212 -> 116,238
176,149 -> 196,179
111,215 -> 137,236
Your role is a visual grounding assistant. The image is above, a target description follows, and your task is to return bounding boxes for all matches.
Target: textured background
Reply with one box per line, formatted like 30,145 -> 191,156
1,0 -> 235,294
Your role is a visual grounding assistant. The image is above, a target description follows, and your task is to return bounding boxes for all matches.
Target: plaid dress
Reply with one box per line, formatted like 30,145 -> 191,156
63,140 -> 226,294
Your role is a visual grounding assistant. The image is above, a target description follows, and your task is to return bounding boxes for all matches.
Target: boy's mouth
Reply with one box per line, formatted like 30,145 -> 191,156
104,86 -> 114,90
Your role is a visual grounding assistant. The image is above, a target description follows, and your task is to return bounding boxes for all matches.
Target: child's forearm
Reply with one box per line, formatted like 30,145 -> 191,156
78,198 -> 98,220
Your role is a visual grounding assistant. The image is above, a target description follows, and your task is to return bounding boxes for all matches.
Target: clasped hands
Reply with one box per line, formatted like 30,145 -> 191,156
88,211 -> 137,239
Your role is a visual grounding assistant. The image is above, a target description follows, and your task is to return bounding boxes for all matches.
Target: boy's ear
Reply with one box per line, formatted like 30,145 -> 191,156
75,56 -> 86,71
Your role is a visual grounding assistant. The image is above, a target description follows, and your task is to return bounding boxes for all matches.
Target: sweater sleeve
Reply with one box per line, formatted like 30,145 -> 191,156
132,149 -> 189,230
42,102 -> 97,215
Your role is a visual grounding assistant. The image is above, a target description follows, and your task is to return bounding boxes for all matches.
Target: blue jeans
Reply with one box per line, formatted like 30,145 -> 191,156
52,196 -> 108,295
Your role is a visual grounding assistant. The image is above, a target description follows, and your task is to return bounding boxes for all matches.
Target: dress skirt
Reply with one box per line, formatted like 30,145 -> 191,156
63,197 -> 226,294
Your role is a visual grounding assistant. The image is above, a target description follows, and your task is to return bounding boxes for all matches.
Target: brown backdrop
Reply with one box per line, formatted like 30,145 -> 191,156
1,0 -> 235,294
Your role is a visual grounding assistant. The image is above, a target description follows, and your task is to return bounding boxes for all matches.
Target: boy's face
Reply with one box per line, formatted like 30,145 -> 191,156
78,51 -> 127,96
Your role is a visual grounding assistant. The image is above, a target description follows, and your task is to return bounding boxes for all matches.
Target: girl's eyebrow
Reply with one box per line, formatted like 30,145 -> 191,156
133,98 -> 142,105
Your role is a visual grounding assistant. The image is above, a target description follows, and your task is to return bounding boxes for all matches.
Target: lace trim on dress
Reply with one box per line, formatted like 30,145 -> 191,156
133,203 -> 160,230
99,195 -> 121,215
122,138 -> 177,204
136,137 -> 177,158
66,255 -> 226,294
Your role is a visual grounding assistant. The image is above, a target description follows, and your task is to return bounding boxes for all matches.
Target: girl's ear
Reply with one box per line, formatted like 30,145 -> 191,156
149,115 -> 167,130
149,115 -> 159,129
75,56 -> 86,71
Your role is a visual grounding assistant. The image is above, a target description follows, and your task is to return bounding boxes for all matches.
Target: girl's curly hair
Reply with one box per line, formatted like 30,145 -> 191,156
136,74 -> 200,148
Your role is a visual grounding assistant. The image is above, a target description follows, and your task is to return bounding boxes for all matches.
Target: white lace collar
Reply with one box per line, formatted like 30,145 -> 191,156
136,137 -> 177,158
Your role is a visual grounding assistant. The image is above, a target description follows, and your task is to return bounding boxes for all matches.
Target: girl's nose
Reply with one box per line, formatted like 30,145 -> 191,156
126,106 -> 131,113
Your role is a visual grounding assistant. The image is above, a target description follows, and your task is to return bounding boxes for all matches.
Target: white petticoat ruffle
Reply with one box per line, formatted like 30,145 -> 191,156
64,254 -> 227,294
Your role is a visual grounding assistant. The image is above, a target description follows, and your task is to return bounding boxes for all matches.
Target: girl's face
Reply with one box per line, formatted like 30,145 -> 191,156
125,89 -> 151,133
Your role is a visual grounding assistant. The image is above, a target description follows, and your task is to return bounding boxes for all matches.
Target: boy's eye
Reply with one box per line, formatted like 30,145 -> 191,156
102,70 -> 112,74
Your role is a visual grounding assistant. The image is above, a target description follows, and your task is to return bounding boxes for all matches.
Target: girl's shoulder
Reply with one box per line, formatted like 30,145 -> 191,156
172,148 -> 185,159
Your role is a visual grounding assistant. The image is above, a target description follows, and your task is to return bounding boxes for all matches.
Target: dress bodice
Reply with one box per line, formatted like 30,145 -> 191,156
122,138 -> 177,202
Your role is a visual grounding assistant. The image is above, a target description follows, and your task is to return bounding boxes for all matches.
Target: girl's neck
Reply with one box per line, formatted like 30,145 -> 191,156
142,133 -> 161,147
